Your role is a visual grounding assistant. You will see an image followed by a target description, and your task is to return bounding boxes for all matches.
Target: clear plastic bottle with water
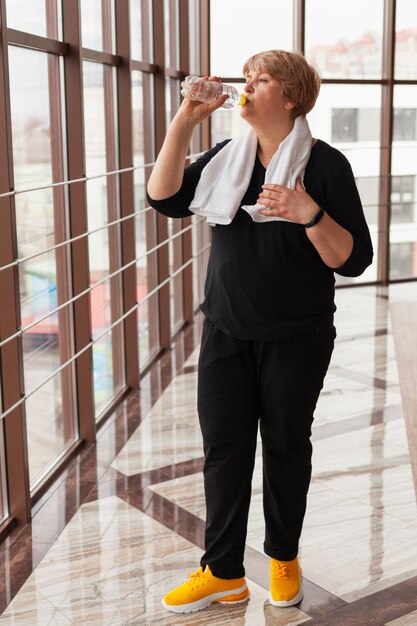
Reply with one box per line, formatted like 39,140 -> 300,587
180,75 -> 246,109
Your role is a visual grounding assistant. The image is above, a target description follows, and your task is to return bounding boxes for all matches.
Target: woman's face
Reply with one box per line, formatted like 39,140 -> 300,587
241,68 -> 293,124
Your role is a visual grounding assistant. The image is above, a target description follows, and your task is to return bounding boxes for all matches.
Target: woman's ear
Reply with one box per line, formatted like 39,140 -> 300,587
284,101 -> 295,111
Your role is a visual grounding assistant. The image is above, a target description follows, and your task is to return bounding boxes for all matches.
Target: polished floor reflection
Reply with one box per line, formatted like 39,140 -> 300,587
1,285 -> 417,625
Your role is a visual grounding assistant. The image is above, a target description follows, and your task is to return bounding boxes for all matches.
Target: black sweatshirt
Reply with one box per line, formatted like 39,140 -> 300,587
147,139 -> 373,340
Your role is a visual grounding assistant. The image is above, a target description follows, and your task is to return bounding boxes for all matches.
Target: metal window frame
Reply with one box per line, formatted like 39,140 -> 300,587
139,0 -> 161,370
0,1 -> 31,524
179,0 -> 194,324
152,0 -> 171,351
378,0 -> 396,285
62,1 -> 96,446
114,0 -> 140,391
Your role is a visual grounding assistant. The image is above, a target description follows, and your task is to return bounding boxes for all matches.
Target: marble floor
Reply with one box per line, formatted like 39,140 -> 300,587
1,284 -> 417,625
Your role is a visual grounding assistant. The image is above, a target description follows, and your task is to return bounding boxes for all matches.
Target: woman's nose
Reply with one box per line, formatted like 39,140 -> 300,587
244,81 -> 254,93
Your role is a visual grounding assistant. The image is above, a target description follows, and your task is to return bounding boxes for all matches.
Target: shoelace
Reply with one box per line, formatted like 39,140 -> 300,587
271,561 -> 295,580
185,567 -> 206,589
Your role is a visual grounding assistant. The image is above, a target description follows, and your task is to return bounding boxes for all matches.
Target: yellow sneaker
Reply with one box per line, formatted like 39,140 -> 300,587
162,565 -> 249,613
269,557 -> 303,607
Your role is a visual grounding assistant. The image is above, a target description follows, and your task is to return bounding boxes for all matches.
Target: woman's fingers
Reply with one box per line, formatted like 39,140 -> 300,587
258,190 -> 284,206
262,183 -> 287,193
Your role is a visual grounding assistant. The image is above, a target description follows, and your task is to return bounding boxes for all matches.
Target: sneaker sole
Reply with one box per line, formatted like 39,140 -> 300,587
162,585 -> 249,614
268,584 -> 304,607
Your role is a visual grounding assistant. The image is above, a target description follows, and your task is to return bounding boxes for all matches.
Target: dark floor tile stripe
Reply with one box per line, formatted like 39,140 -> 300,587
303,574 -> 417,626
330,366 -> 388,391
122,489 -> 206,550
243,545 -> 347,619
330,364 -> 398,392
99,457 -> 205,491
312,404 -> 403,441
336,327 -> 389,344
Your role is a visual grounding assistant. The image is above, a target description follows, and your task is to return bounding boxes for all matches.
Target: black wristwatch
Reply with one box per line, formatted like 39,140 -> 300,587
304,207 -> 325,228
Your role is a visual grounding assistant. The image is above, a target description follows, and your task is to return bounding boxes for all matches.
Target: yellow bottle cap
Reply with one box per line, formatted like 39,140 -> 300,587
238,93 -> 247,106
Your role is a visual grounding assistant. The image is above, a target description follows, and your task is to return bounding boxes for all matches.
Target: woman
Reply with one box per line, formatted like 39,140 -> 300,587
147,49 -> 373,614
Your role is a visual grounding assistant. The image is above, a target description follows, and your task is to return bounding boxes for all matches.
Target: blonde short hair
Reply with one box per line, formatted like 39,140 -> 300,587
242,49 -> 321,119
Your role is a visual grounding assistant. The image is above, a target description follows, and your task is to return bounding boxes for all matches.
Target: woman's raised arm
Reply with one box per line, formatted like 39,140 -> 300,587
147,78 -> 228,200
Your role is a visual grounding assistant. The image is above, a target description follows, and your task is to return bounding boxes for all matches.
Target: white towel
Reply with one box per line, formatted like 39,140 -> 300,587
189,115 -> 312,226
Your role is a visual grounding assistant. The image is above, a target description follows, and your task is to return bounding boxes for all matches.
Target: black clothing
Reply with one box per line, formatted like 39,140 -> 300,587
147,138 -> 372,579
147,139 -> 373,340
197,318 -> 335,578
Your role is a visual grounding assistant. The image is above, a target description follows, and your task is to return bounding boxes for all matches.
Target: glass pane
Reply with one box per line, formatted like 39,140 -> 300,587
165,79 -> 172,131
81,0 -> 114,53
141,0 -> 153,64
24,344 -> 77,486
9,47 -> 78,487
83,61 -> 125,415
164,0 -> 179,69
168,77 -> 180,127
395,0 -> 417,79
192,215 -> 210,312
130,0 -> 142,60
305,0 -> 383,79
188,0 -> 200,76
210,0 -> 293,77
390,86 -> 417,280
17,199 -> 78,486
132,71 -> 160,367
168,219 -> 184,333
81,0 -> 102,50
166,79 -> 184,335
308,84 -> 381,284
9,47 -> 53,189
6,0 -> 62,39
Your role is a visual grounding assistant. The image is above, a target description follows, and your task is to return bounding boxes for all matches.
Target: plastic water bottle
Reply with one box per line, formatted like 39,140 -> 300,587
180,75 -> 247,109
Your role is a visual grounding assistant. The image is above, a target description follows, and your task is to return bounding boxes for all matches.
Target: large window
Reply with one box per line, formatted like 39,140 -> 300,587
0,0 -> 205,529
209,0 -> 417,287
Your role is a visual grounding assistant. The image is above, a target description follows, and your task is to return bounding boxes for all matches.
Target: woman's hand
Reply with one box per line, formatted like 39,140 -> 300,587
257,177 -> 319,225
257,177 -> 355,268
177,76 -> 229,127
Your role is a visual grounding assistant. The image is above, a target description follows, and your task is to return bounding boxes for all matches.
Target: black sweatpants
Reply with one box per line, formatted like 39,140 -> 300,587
197,317 -> 335,579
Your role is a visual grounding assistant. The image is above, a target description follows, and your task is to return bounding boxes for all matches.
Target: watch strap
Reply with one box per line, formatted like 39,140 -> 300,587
304,206 -> 325,228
